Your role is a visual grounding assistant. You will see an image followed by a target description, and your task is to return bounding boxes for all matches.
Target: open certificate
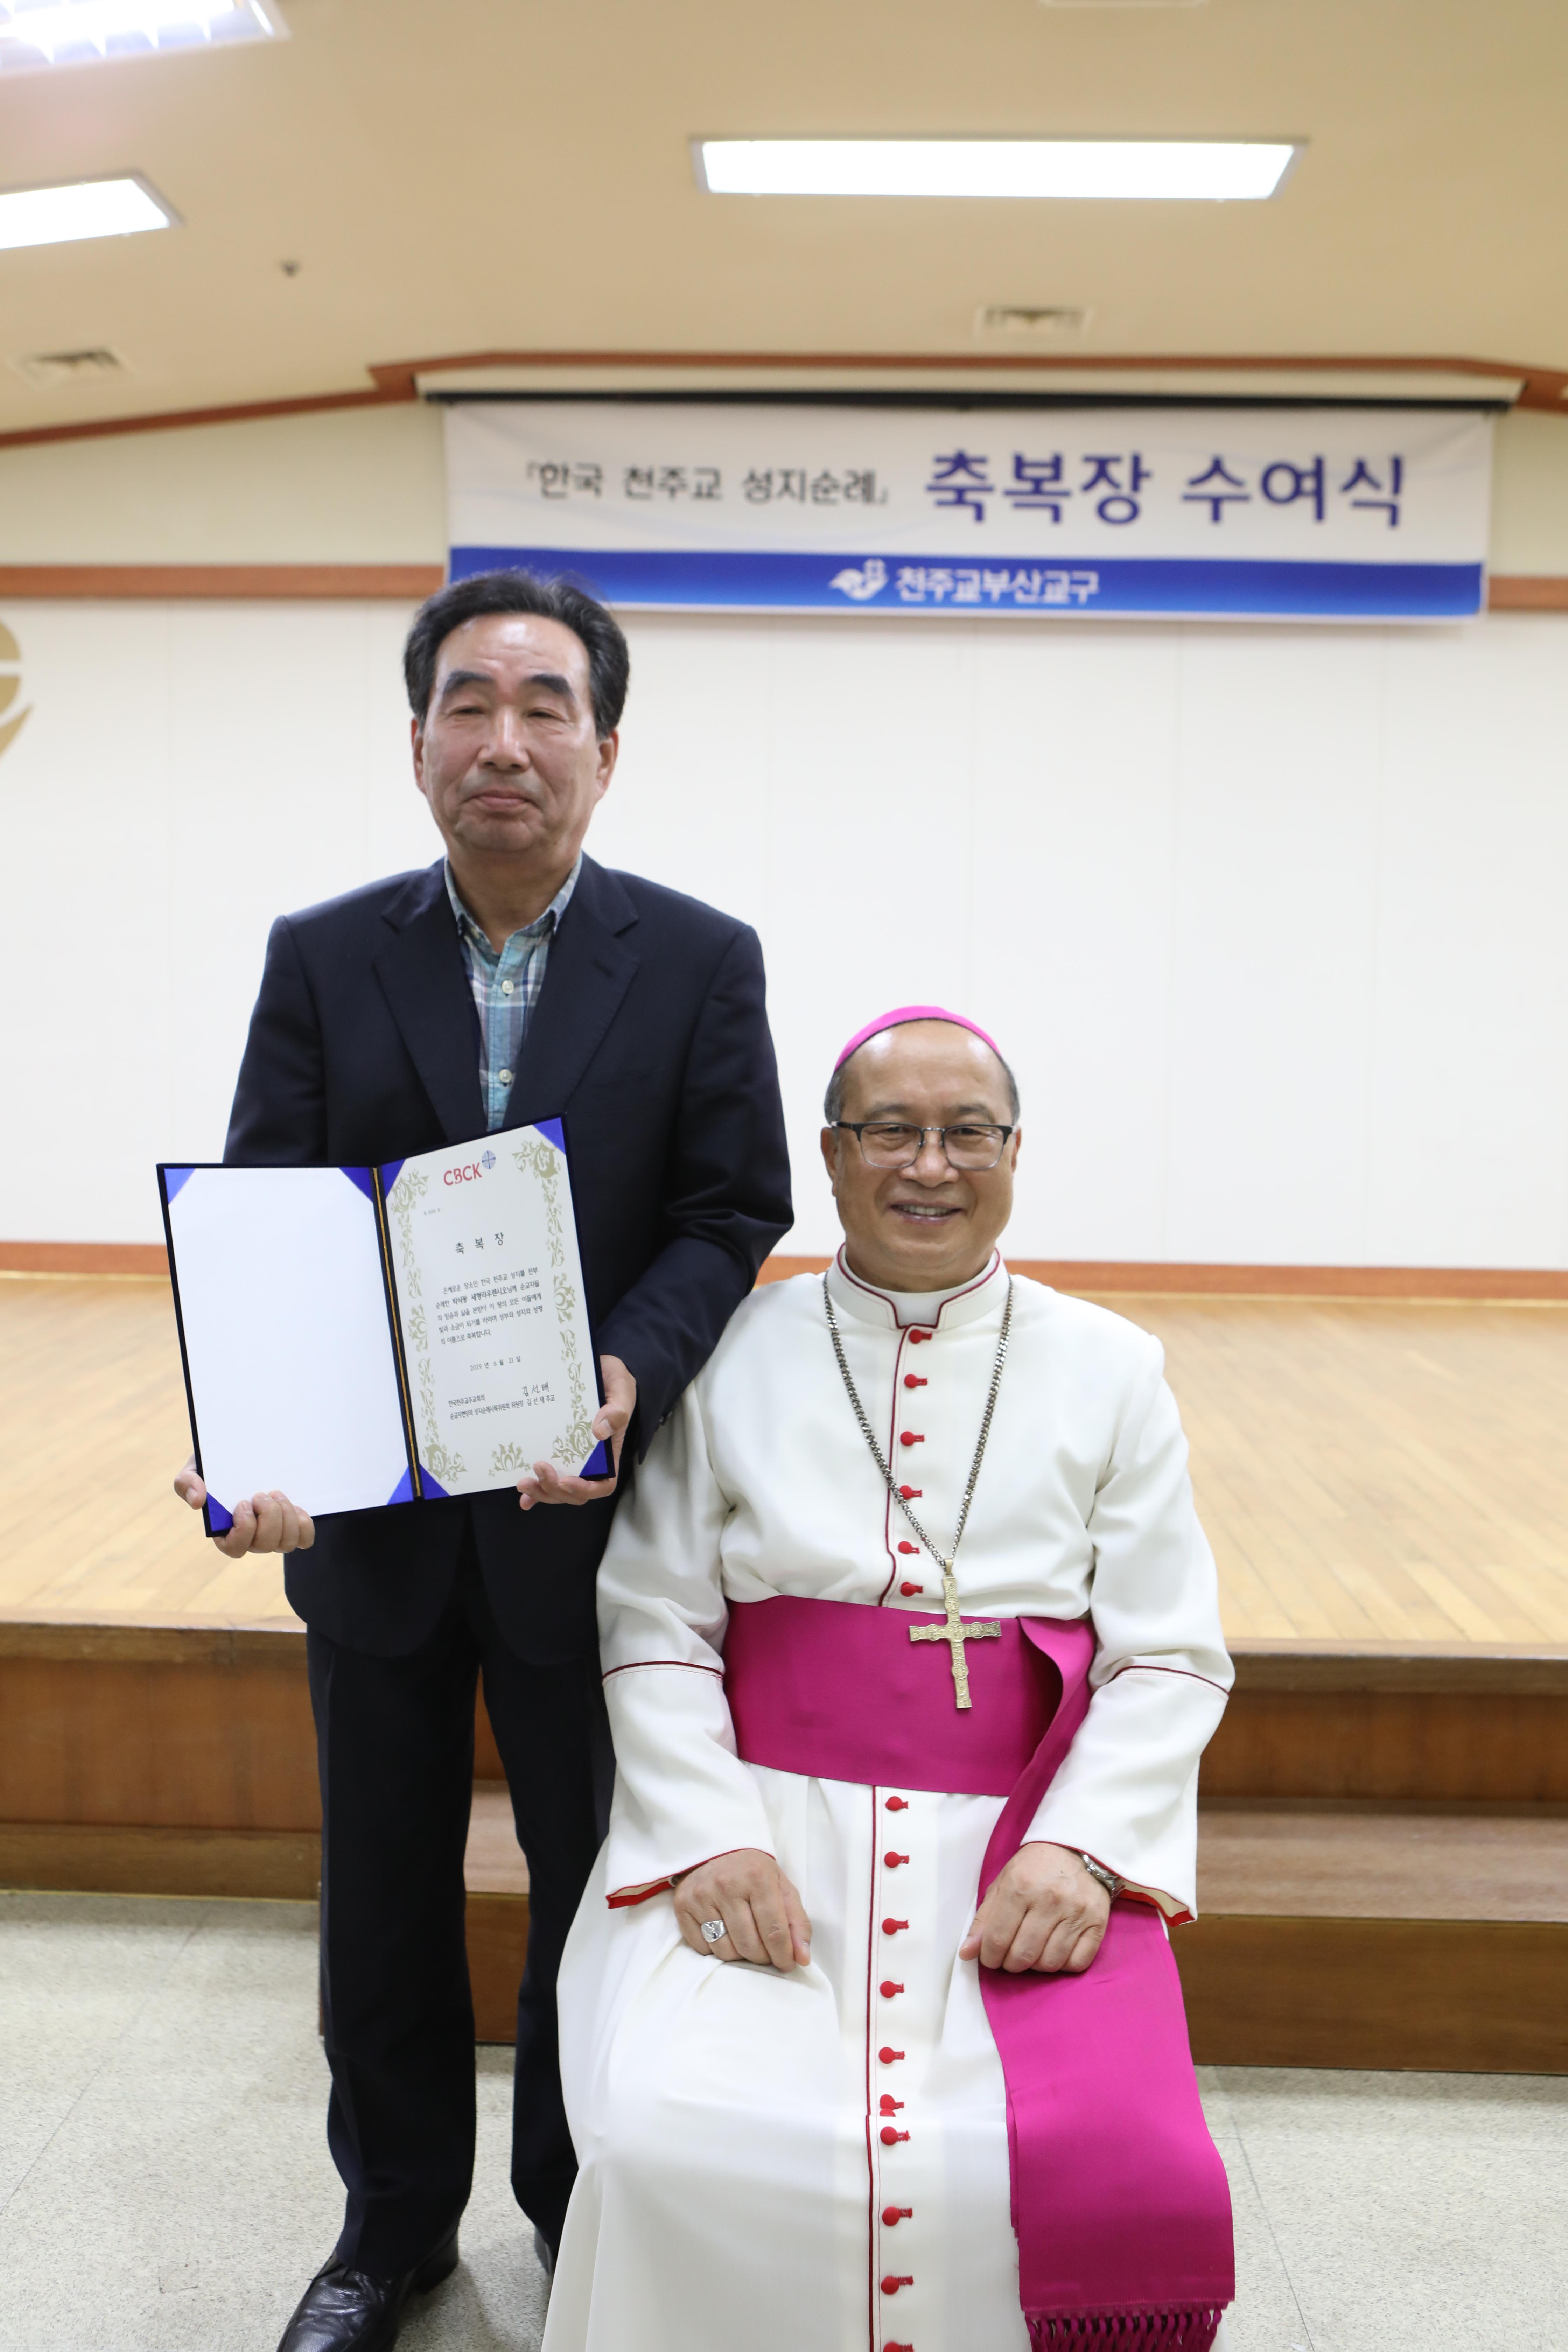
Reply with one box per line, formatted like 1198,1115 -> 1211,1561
158,1121 -> 611,1535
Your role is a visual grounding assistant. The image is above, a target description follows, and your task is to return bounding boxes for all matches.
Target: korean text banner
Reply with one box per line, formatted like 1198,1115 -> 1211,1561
446,402 -> 1493,623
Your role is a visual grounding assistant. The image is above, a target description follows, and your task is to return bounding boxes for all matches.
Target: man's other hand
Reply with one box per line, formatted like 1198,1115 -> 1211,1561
960,1840 -> 1111,1976
518,1353 -> 636,1510
173,1458 -> 315,1560
673,1848 -> 813,1973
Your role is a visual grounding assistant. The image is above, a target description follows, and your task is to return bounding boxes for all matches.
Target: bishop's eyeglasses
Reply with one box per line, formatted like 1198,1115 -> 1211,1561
832,1121 -> 1014,1171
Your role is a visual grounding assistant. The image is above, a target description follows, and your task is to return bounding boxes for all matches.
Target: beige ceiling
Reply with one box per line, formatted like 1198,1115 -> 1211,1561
1,0 -> 1566,440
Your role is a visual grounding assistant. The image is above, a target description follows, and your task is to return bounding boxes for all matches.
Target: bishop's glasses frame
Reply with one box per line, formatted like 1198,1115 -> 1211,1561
831,1120 -> 1016,1172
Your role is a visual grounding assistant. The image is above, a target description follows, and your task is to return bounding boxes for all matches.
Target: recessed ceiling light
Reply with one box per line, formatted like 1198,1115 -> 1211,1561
10,343 -> 129,384
0,0 -> 285,76
695,138 -> 1297,201
0,175 -> 178,253
976,304 -> 1088,336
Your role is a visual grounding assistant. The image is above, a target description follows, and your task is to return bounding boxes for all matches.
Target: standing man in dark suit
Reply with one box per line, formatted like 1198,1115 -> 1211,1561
174,570 -> 792,2352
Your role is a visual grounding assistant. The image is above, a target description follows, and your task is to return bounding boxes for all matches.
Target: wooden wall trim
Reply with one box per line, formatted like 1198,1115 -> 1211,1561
1030,1260 -> 1568,1298
1485,574 -> 1568,611
10,1239 -> 1568,1296
1,564 -> 1561,610
0,1242 -> 170,1276
0,564 -> 443,601
758,1254 -> 1568,1300
0,344 -> 1564,453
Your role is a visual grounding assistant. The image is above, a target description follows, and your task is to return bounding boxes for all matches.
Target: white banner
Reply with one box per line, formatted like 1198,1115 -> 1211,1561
446,401 -> 1492,623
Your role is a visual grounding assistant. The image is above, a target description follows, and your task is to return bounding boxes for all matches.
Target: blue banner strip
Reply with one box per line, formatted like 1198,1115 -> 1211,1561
450,545 -> 1484,620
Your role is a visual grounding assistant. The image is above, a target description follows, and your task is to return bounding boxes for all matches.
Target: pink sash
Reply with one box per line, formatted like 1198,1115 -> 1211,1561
722,1596 -> 1234,2348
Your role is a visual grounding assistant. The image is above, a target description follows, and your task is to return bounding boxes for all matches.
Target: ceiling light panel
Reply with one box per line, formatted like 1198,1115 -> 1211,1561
0,0 -> 284,76
696,139 -> 1297,202
975,304 -> 1088,335
10,344 -> 128,383
0,175 -> 177,251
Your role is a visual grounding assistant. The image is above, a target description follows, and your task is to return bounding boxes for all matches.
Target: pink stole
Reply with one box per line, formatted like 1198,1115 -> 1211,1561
722,1595 -> 1234,2349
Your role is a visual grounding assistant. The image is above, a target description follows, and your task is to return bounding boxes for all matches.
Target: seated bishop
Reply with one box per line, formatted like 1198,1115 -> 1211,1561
543,1006 -> 1237,2352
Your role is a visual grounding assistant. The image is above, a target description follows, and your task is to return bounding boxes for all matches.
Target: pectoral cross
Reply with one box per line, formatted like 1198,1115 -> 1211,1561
909,1563 -> 1001,1711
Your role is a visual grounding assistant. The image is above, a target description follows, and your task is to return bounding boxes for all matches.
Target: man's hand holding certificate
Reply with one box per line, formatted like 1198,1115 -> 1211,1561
165,1121 -> 629,1546
514,1348 -> 635,1510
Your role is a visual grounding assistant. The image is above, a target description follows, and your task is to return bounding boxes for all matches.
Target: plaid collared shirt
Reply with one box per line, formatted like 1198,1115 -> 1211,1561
446,858 -> 581,1132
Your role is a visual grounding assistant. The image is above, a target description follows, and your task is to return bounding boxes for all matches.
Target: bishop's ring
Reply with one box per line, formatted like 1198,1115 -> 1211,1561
700,1918 -> 728,1945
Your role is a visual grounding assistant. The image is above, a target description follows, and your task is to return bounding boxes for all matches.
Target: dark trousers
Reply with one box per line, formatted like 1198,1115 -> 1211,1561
306,1528 -> 611,2277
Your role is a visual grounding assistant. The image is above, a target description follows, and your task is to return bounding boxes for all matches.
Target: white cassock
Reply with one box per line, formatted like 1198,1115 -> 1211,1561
543,1250 -> 1234,2352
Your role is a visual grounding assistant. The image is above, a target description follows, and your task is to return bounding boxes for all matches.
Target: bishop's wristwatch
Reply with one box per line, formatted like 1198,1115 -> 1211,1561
1079,1853 -> 1125,1899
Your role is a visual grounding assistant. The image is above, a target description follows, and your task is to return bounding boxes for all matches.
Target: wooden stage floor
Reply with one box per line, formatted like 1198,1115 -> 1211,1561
3,1273 -> 1567,1649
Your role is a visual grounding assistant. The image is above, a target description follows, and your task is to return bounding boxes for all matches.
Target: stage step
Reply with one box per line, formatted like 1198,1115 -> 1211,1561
461,1792 -> 1568,2063
1176,1799 -> 1568,2073
5,1624 -> 1567,2066
465,1782 -> 531,2043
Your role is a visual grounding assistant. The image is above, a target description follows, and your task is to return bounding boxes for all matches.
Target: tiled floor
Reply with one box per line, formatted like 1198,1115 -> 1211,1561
1,1891 -> 1563,2351
0,1894 -> 547,2352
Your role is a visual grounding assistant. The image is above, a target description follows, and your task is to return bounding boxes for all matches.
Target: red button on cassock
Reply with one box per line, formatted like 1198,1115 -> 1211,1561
880,2126 -> 909,2146
882,2206 -> 913,2226
897,1541 -> 918,1555
898,1485 -> 922,1499
881,2276 -> 914,2295
903,1374 -> 927,1390
879,2047 -> 905,2063
899,1432 -> 924,1448
884,2342 -> 915,2352
899,1582 -> 923,1596
909,1328 -> 932,1343
884,1852 -> 909,1868
885,1796 -> 909,1811
882,1918 -> 909,1935
879,1980 -> 904,1997
879,2095 -> 904,2115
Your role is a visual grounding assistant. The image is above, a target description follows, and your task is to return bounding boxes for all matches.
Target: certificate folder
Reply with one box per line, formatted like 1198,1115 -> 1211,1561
158,1121 -> 611,1536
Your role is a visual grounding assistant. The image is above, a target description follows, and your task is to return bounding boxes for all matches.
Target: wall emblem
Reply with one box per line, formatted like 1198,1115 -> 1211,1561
0,622 -> 30,761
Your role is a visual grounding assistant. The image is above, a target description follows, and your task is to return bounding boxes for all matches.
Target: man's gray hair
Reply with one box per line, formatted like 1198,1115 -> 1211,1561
824,1041 -> 1021,1125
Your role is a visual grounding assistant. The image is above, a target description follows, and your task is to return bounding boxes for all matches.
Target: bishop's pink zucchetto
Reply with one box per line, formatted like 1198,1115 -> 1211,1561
832,1004 -> 1005,1071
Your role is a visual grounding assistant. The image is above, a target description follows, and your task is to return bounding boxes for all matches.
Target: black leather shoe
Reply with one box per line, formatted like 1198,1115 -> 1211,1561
275,2225 -> 460,2352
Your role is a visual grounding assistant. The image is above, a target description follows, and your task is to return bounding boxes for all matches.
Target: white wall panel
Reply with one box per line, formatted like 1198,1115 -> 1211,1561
1,598 -> 1564,1268
1162,628 -> 1387,1263
1366,621 -> 1568,1266
0,600 -> 431,1243
966,626 -> 1183,1261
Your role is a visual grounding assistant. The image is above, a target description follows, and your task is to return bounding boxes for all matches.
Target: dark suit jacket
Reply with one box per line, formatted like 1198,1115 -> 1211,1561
223,853 -> 791,1662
